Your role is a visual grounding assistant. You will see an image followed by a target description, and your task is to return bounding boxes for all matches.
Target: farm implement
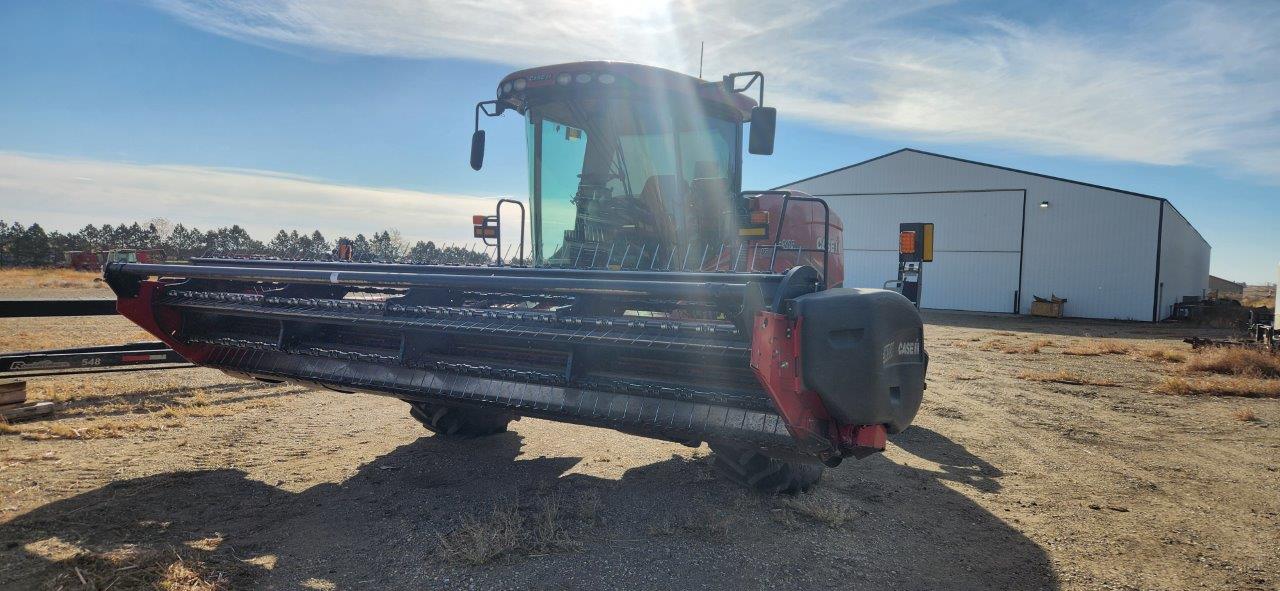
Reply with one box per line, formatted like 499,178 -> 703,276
103,62 -> 927,492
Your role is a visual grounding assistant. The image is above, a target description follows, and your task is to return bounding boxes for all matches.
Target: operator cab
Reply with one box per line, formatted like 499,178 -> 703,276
472,62 -> 775,268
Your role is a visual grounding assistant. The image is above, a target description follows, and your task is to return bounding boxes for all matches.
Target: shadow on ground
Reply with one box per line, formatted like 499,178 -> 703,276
1,425 -> 1057,590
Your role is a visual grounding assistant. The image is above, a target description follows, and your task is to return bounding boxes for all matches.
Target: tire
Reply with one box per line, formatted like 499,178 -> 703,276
708,442 -> 824,494
408,402 -> 513,439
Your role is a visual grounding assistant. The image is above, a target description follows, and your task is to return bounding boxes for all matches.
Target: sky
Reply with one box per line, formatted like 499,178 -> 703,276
0,0 -> 1277,283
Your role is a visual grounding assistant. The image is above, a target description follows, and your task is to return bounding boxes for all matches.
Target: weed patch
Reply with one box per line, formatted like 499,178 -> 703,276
1157,377 -> 1280,399
1018,370 -> 1118,387
1185,348 -> 1280,379
1231,408 -> 1259,422
435,494 -> 585,565
780,492 -> 861,526
1062,340 -> 1131,356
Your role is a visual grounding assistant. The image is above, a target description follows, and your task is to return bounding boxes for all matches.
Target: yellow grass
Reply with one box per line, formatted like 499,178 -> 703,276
33,543 -> 232,591
0,267 -> 106,290
3,385 -> 283,440
1231,408 -> 1259,422
1017,370 -> 1118,387
435,495 -> 582,565
1237,295 -> 1275,310
1140,348 -> 1188,363
1062,340 -> 1132,356
782,492 -> 861,526
1185,348 -> 1280,379
1002,339 -> 1055,355
1157,376 -> 1280,399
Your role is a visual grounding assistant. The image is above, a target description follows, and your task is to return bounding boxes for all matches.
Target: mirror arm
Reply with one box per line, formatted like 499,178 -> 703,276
722,71 -> 766,107
473,100 -> 505,133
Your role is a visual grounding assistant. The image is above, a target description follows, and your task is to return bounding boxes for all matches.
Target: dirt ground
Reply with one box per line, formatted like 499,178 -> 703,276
2,294 -> 1278,590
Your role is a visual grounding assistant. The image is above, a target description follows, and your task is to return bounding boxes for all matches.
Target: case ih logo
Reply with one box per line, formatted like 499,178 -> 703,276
882,340 -> 921,364
815,236 -> 841,254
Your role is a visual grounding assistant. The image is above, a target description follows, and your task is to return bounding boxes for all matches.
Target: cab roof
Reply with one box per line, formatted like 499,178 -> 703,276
496,61 -> 757,120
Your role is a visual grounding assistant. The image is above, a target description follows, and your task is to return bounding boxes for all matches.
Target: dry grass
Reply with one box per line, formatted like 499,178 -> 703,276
1157,376 -> 1280,399
1184,348 -> 1280,379
29,541 -> 232,591
1239,295 -> 1275,310
1140,347 -> 1188,363
3,387 -> 277,440
0,267 -> 106,290
781,492 -> 861,526
1062,339 -> 1132,356
435,494 -> 583,565
1001,339 -> 1055,355
1231,408 -> 1260,422
0,316 -> 158,353
647,507 -> 736,540
1018,370 -> 1118,387
16,417 -> 172,440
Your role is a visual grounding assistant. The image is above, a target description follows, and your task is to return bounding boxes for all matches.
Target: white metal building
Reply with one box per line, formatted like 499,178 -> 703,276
779,149 -> 1210,321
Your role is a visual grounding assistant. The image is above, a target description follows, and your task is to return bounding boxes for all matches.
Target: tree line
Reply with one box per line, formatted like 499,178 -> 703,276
0,218 -> 491,267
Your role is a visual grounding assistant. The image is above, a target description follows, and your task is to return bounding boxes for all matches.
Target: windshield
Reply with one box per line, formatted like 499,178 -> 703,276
526,97 -> 740,267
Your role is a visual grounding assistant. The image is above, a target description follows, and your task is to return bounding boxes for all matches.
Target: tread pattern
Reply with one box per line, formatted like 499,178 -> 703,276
408,402 -> 512,439
709,442 -> 824,494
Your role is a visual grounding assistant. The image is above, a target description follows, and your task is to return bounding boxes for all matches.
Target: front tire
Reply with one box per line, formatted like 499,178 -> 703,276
408,402 -> 513,439
709,442 -> 824,494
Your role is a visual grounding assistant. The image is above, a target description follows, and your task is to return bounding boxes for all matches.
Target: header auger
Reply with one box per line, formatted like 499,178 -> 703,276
105,61 -> 927,493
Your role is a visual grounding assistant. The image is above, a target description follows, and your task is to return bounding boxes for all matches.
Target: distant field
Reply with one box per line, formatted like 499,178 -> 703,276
0,268 -> 106,291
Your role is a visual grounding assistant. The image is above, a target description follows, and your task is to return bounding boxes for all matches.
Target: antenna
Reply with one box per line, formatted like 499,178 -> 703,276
698,42 -> 705,79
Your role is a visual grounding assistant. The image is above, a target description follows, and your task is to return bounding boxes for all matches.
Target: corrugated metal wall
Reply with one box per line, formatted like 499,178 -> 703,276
832,191 -> 1023,312
782,150 -> 1208,321
1157,203 -> 1211,319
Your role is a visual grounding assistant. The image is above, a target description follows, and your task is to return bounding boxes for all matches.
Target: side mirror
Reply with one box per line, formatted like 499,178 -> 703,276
470,129 -> 486,170
748,106 -> 776,155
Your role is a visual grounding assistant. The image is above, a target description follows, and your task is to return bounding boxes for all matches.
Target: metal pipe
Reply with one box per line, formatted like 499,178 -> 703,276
188,257 -> 782,284
111,263 -> 758,300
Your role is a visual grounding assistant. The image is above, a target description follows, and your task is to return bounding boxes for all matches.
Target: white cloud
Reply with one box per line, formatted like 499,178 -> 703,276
149,0 -> 1280,180
0,152 -> 498,246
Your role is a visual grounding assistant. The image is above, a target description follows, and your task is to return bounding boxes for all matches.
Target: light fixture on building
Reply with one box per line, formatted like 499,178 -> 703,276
1039,201 -> 1050,208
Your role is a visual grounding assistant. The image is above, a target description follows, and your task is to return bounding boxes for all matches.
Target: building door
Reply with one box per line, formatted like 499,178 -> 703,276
830,190 -> 1024,313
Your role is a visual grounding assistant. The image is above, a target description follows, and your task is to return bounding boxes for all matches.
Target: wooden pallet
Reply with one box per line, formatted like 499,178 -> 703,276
0,380 -> 55,422
0,380 -> 25,405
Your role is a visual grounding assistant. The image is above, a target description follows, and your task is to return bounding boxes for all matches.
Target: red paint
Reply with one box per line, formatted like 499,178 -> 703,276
711,192 -> 845,287
120,354 -> 163,362
836,424 -> 887,459
750,310 -> 888,459
116,281 -> 211,364
749,311 -> 830,443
